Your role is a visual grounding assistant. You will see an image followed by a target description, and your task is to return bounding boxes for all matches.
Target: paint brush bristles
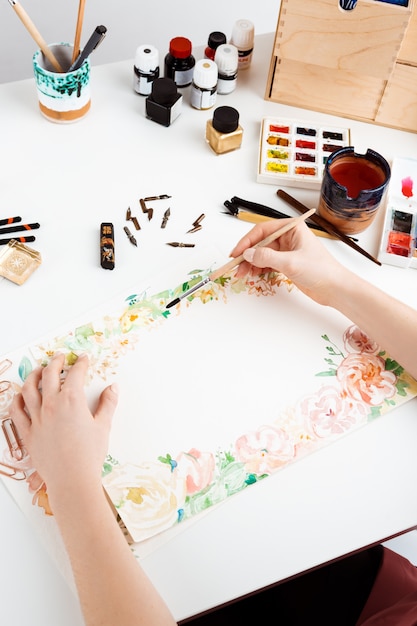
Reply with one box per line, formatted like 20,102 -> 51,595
165,209 -> 315,309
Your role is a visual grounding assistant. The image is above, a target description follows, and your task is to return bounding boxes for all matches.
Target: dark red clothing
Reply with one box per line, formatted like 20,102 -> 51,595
358,547 -> 417,625
182,545 -> 417,625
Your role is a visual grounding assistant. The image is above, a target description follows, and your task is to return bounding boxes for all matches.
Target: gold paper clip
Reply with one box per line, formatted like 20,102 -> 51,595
0,460 -> 26,480
2,417 -> 24,461
0,418 -> 27,480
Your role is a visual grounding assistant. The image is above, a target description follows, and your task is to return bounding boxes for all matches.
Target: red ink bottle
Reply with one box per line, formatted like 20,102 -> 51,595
164,37 -> 195,87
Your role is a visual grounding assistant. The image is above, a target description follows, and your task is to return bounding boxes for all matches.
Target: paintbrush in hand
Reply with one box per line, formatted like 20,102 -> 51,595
165,209 -> 315,309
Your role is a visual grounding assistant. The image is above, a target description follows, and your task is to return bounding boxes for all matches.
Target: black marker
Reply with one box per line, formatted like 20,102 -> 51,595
69,25 -> 107,72
0,235 -> 35,245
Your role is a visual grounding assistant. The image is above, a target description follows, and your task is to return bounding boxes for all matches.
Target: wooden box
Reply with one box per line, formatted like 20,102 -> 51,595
265,0 -> 417,133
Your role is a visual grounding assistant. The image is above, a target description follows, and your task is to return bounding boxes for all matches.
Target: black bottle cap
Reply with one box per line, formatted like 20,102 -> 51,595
151,77 -> 178,105
207,31 -> 227,50
212,106 -> 239,133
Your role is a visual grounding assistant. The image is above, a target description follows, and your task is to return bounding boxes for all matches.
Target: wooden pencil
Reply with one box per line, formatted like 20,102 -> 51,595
72,0 -> 86,63
8,0 -> 63,72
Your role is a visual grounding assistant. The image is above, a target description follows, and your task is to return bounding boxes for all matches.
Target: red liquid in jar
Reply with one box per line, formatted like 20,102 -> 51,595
329,158 -> 386,198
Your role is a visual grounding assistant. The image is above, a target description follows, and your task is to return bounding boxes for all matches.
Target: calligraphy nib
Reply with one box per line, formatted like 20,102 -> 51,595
124,226 -> 137,247
166,242 -> 195,248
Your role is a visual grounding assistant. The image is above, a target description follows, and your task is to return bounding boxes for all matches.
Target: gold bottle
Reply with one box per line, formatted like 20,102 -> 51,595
206,106 -> 243,155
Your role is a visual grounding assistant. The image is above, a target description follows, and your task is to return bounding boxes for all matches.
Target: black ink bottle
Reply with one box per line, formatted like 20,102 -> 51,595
164,37 -> 195,87
204,31 -> 227,60
133,44 -> 159,96
145,77 -> 182,127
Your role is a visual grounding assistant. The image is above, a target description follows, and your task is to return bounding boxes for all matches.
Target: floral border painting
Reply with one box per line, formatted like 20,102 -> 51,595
1,267 -> 416,546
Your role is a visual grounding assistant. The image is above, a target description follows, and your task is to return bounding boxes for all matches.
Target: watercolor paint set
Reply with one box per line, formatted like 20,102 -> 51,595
257,117 -> 351,189
378,157 -> 417,269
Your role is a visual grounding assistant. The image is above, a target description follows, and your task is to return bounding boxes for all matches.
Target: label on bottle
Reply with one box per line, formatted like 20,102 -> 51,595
217,72 -> 237,95
237,48 -> 253,69
173,67 -> 194,87
134,67 -> 160,95
190,85 -> 217,110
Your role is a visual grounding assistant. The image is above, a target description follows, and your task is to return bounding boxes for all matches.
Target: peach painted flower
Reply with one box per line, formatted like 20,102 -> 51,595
102,461 -> 186,543
244,272 -> 292,297
194,286 -> 221,305
119,306 -> 156,333
32,484 -> 53,515
337,353 -> 397,406
343,325 -> 379,355
299,385 -> 368,438
246,276 -> 277,297
175,448 -> 215,495
235,425 -> 295,474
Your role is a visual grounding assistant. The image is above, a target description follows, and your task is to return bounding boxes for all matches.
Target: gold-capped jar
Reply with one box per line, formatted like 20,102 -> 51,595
205,106 -> 243,155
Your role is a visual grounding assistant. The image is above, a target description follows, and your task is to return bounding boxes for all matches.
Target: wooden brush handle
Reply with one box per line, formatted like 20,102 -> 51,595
209,208 -> 315,281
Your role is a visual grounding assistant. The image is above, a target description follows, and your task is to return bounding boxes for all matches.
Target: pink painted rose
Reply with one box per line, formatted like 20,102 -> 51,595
235,425 -> 295,474
299,385 -> 367,438
343,325 -> 379,355
175,448 -> 215,495
337,353 -> 397,406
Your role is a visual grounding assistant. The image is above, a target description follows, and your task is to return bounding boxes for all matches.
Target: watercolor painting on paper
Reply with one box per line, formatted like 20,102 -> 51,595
1,265 -> 416,548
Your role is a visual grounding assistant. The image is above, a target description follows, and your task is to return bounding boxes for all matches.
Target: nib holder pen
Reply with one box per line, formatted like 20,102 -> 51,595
146,77 -> 182,127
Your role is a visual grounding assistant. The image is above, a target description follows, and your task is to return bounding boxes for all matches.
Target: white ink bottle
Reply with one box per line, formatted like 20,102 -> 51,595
230,19 -> 255,70
134,45 -> 159,96
190,59 -> 218,110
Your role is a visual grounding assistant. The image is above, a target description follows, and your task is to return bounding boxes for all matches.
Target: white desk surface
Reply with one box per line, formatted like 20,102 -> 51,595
1,33 -> 417,624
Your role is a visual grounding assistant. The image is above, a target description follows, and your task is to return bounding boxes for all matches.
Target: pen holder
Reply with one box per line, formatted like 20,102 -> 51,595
32,43 -> 91,123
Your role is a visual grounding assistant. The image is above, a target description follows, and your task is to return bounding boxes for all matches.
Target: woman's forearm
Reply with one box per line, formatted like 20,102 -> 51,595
329,267 -> 417,380
51,485 -> 177,626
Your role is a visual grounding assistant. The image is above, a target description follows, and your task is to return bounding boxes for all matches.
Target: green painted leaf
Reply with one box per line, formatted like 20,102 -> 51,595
316,369 -> 337,377
18,356 -> 33,382
75,324 -> 95,339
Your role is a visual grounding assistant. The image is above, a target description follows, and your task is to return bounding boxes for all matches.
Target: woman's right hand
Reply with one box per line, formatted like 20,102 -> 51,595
230,219 -> 347,306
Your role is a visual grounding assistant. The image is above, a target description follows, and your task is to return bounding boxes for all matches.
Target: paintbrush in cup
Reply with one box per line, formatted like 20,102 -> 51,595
165,209 -> 315,309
